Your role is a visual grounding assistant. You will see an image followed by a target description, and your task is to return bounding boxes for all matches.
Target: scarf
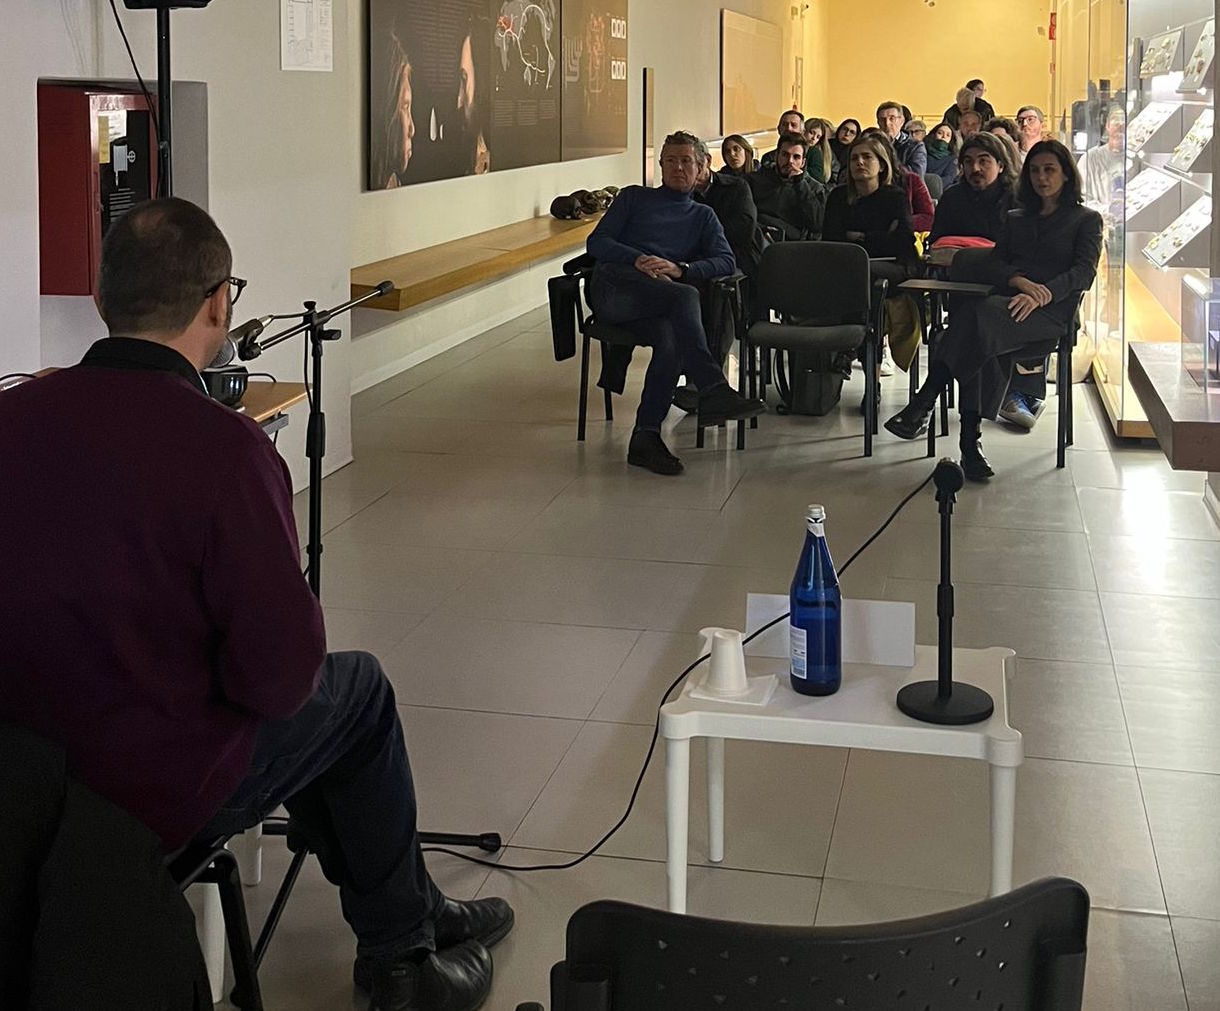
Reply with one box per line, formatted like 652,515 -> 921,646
926,138 -> 951,160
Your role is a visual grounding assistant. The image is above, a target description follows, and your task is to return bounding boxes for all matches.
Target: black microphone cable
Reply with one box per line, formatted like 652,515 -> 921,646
107,0 -> 164,198
421,468 -> 937,872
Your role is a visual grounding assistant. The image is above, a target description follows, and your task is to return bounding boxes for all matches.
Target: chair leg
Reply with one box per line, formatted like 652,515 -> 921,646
604,385 -> 613,422
215,854 -> 264,1011
577,334 -> 590,442
254,846 -> 310,969
736,334 -> 747,450
696,424 -> 706,449
748,344 -> 760,428
864,339 -> 876,457
940,384 -> 950,437
1057,339 -> 1069,468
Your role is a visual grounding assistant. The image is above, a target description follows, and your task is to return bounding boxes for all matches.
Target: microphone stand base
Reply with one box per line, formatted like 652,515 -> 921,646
897,680 -> 994,726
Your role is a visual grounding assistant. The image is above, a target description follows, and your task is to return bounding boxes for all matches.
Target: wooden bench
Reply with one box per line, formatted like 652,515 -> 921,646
350,214 -> 599,312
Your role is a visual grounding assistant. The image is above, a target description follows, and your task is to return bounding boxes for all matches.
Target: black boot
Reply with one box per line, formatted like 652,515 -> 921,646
628,429 -> 683,475
959,412 -> 994,482
884,402 -> 932,440
367,940 -> 492,1011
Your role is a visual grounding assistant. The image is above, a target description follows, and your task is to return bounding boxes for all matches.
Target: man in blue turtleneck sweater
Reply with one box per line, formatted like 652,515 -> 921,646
586,130 -> 765,475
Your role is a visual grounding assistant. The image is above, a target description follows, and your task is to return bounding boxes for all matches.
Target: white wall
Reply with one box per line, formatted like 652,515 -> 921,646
346,0 -> 799,390
1,0 -> 357,490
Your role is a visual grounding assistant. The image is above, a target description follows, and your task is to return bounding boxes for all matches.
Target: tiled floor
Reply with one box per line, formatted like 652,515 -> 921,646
215,305 -> 1220,1009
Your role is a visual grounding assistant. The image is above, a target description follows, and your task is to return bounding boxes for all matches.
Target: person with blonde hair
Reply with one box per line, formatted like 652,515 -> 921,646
803,117 -> 836,184
944,86 -> 977,131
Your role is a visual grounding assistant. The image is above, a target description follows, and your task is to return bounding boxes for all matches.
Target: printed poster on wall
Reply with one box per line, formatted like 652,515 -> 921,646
559,0 -> 628,160
367,0 -> 626,190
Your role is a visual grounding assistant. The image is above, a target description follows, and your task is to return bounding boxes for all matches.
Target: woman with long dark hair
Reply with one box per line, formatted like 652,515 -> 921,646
884,139 -> 1103,480
720,134 -> 756,176
830,118 -> 861,177
925,121 -> 959,186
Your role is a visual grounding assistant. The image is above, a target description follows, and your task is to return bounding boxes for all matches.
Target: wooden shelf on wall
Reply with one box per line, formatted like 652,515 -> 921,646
351,214 -> 599,312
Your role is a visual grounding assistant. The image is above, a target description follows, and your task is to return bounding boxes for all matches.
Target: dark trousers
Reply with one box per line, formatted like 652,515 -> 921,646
588,262 -> 727,431
198,651 -> 441,963
1010,357 -> 1049,400
937,295 -> 1062,419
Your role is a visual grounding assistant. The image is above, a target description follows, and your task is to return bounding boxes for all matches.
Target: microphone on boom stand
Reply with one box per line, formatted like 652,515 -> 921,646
895,458 -> 995,725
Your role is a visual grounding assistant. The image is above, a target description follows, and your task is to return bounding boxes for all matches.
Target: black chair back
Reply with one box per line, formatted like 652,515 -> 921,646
541,878 -> 1089,1011
756,240 -> 870,326
924,172 -> 945,201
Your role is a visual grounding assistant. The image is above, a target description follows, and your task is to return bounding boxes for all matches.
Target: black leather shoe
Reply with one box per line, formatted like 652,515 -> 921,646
627,430 -> 683,475
960,440 -> 995,482
356,898 -> 514,993
367,940 -> 492,1011
434,896 -> 514,951
672,385 -> 699,413
697,384 -> 765,427
884,404 -> 931,441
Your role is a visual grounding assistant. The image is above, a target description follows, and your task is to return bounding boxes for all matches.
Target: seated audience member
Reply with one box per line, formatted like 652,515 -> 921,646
885,140 -> 1103,480
927,131 -> 1016,245
986,116 -> 1022,145
720,134 -> 756,177
925,122 -> 960,186
1015,105 -> 1045,164
830,118 -> 862,176
958,108 -> 984,140
905,119 -> 928,144
877,100 -> 927,176
0,197 -> 514,1011
760,109 -> 807,169
804,117 -> 837,185
586,130 -> 764,475
966,78 -> 996,123
747,132 -> 828,240
944,86 -> 978,131
863,128 -> 935,232
694,140 -> 761,277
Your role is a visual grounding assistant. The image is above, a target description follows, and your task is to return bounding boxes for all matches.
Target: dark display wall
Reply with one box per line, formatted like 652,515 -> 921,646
368,0 -> 627,190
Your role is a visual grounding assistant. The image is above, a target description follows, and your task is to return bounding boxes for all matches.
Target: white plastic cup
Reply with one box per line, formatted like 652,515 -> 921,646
701,627 -> 749,696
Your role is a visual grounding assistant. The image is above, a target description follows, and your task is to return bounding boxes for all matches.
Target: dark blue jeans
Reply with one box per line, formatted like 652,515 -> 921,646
199,651 -> 442,962
588,262 -> 727,431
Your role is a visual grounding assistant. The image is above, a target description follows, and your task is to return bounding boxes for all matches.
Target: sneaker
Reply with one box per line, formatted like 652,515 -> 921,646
880,347 -> 895,377
627,429 -> 683,475
696,384 -> 766,427
998,392 -> 1037,431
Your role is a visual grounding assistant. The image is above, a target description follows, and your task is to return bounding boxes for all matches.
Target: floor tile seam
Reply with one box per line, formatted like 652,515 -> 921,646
1127,763 -> 1185,932
395,700 -> 587,728
811,749 -> 855,924
580,629 -> 648,724
1166,918 -> 1197,1011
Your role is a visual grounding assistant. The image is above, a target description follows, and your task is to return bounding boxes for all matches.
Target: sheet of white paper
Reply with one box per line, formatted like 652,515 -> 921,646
744,593 -> 916,668
281,0 -> 333,73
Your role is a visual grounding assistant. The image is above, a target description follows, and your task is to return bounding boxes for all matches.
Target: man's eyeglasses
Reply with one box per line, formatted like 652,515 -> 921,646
204,276 -> 247,306
1016,116 -> 1041,125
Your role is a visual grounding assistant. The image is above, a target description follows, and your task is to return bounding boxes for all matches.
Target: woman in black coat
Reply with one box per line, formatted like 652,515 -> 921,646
883,139 -> 1103,481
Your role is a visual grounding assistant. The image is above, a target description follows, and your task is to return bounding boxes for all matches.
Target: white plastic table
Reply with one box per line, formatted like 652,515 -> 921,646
659,644 -> 1023,913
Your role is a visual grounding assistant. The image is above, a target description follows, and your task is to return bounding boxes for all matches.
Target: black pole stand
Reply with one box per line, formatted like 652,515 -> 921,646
896,459 -> 995,726
240,284 -> 502,969
155,6 -> 173,195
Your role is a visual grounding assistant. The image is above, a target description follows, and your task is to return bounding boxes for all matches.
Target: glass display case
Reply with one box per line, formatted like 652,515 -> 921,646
1052,0 -> 1218,437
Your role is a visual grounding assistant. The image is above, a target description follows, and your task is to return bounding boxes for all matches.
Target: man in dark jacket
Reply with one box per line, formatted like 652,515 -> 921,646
693,141 -> 761,277
928,132 -> 1016,244
0,198 -> 511,1011
586,130 -> 765,475
747,133 -> 827,240
877,100 -> 927,177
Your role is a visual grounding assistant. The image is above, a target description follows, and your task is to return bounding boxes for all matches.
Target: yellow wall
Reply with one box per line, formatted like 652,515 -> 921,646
807,0 -> 1054,127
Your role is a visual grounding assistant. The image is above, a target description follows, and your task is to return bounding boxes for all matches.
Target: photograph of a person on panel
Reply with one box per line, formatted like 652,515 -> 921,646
368,0 -> 492,189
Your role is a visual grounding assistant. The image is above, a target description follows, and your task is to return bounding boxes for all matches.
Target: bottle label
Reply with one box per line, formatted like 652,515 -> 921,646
790,625 -> 807,679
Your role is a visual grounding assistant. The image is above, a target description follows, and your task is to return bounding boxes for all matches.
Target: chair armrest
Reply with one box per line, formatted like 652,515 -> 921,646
563,252 -> 597,277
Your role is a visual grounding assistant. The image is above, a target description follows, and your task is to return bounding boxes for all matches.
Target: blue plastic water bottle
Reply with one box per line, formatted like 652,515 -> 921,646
789,504 -> 842,696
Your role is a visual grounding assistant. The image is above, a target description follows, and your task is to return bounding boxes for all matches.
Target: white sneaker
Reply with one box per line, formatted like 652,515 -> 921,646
880,347 -> 895,377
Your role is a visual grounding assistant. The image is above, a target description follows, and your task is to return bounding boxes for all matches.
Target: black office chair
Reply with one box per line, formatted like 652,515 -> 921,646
746,241 -> 888,456
515,877 -> 1090,1011
924,172 -> 945,202
548,254 -> 751,449
169,836 -> 263,1010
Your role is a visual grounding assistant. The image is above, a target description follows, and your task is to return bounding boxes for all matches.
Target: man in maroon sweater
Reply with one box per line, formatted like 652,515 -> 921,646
0,199 -> 507,1011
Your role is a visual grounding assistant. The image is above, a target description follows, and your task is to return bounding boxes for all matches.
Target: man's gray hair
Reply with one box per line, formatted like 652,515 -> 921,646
1016,105 -> 1045,121
662,130 -> 708,165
